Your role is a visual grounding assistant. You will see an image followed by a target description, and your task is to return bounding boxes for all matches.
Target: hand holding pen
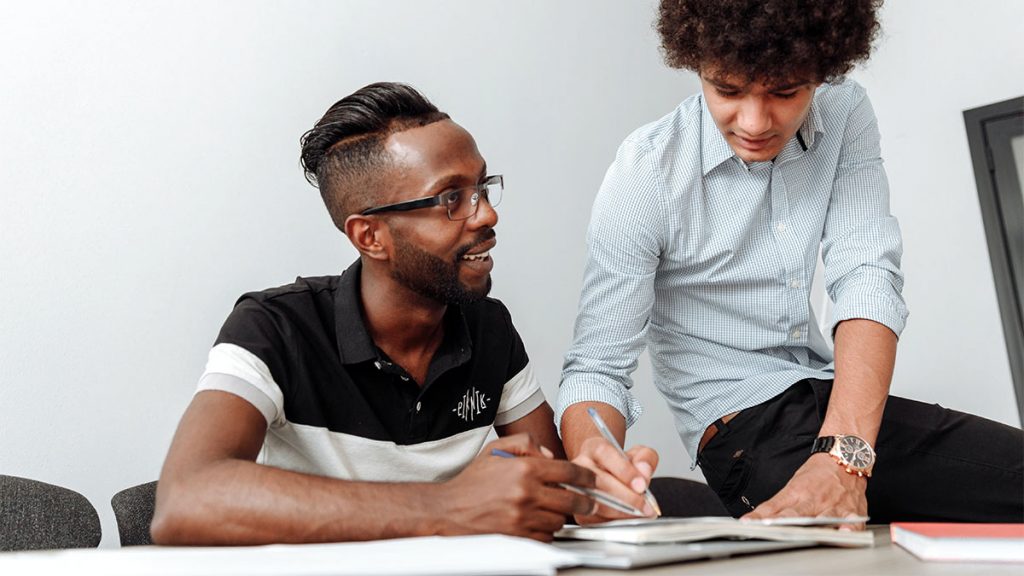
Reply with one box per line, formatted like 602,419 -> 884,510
491,449 -> 647,517
586,407 -> 662,517
438,433 -> 598,541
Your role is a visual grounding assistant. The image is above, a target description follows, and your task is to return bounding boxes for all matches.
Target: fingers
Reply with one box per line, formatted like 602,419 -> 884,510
625,445 -> 659,481
489,457 -> 598,515
577,437 -> 649,493
535,483 -> 599,517
532,458 -> 597,489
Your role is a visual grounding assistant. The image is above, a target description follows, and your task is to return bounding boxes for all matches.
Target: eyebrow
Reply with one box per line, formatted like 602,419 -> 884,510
704,76 -> 809,92
424,164 -> 488,194
767,81 -> 809,92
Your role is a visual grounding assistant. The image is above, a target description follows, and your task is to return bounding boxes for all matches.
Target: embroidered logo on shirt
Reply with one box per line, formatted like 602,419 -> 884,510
452,387 -> 490,422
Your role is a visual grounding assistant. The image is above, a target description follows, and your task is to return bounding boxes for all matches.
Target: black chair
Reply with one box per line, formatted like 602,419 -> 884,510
0,474 -> 102,550
110,481 -> 157,546
649,476 -> 730,517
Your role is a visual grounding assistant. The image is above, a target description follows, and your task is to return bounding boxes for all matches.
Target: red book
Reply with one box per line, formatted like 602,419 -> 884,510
891,523 -> 1024,563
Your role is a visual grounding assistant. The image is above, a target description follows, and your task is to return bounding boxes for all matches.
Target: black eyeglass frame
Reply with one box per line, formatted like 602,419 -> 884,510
359,175 -> 504,221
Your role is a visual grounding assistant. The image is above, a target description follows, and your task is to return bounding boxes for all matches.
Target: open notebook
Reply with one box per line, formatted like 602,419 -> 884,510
552,538 -> 815,569
553,516 -> 876,569
555,516 -> 876,547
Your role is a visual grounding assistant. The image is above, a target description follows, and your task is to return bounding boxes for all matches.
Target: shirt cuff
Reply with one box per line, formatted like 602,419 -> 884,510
198,342 -> 285,425
830,271 -> 909,337
493,389 -> 546,426
555,375 -> 644,436
196,372 -> 278,426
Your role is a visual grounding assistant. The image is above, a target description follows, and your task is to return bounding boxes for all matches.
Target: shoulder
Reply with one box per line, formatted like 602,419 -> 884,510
617,92 -> 703,163
233,275 -> 339,315
813,78 -> 870,120
239,275 -> 338,305
220,275 -> 342,339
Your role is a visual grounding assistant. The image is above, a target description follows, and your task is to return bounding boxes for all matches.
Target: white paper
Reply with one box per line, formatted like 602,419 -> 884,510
0,534 -> 581,576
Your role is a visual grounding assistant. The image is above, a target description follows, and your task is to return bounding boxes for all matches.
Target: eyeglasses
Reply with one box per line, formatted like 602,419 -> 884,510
360,175 -> 503,221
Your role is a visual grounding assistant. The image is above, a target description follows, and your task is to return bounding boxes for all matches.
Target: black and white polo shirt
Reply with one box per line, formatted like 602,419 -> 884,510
196,259 -> 544,482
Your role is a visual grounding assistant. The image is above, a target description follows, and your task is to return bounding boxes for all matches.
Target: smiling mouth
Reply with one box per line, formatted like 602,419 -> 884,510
461,251 -> 490,262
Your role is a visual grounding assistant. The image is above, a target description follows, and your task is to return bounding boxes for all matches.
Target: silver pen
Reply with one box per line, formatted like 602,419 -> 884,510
587,407 -> 662,517
490,449 -> 647,517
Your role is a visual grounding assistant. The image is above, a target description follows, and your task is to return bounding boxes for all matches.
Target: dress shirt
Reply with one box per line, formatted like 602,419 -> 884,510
557,79 -> 908,467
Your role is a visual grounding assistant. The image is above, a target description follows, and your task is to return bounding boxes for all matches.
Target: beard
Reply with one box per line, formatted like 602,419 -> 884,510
389,230 -> 493,306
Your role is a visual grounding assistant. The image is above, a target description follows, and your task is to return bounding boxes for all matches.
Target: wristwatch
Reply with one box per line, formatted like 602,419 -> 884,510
810,435 -> 876,477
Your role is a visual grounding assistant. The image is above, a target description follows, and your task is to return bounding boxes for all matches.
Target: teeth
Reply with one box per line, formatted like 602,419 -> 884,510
462,251 -> 490,261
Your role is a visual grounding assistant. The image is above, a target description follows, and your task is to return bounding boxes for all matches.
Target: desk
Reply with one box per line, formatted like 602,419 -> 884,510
561,531 -> 1022,575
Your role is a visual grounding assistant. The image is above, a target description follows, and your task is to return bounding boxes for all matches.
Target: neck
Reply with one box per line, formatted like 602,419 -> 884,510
359,261 -> 447,361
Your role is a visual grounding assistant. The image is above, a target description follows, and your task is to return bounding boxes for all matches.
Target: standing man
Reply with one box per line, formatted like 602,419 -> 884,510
559,0 -> 1023,525
152,82 -> 596,545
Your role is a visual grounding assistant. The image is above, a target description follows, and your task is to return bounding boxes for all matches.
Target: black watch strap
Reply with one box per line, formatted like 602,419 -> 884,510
810,436 -> 836,454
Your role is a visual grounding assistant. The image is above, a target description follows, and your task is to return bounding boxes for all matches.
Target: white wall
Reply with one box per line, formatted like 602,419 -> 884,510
1,0 -> 1020,549
0,0 -> 696,547
849,0 -> 1024,425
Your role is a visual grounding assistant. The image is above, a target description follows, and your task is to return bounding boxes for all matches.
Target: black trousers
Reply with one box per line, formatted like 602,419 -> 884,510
696,379 -> 1024,523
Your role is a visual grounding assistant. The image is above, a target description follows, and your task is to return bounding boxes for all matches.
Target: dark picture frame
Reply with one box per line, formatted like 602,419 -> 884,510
964,96 -> 1024,425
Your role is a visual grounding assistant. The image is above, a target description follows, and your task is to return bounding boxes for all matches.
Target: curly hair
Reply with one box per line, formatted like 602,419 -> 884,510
300,82 -> 449,231
656,0 -> 883,84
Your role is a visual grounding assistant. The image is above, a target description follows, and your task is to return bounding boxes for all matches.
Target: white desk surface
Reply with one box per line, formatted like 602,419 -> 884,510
560,530 -> 1022,575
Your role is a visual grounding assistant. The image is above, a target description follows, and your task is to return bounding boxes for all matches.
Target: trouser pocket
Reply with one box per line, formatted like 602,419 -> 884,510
711,449 -> 758,517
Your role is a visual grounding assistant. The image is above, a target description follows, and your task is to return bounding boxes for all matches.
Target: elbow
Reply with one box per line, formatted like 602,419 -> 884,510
149,497 -> 187,545
150,484 -> 204,545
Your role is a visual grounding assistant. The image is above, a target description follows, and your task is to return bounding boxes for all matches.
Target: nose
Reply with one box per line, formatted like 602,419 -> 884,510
736,96 -> 771,137
467,194 -> 498,229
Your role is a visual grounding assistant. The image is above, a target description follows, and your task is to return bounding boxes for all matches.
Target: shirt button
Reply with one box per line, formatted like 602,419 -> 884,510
789,279 -> 801,289
791,328 -> 802,339
415,402 -> 422,413
777,223 -> 787,232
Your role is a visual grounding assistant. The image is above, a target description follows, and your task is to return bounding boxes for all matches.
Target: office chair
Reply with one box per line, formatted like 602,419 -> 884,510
649,477 -> 730,517
110,480 -> 158,546
0,474 -> 102,550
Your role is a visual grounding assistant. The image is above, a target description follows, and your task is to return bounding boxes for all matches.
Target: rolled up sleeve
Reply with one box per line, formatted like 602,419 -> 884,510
822,84 -> 909,337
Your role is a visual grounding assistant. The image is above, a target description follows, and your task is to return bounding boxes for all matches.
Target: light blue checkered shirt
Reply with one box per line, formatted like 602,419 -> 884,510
557,79 -> 908,468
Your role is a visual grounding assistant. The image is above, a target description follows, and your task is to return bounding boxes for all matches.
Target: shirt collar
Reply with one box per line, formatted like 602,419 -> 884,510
699,90 -> 824,176
334,259 -> 378,364
333,259 -> 474,370
799,94 -> 822,151
700,96 -> 736,176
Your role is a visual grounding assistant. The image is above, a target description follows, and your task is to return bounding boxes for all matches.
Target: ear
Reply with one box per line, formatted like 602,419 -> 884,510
344,214 -> 391,262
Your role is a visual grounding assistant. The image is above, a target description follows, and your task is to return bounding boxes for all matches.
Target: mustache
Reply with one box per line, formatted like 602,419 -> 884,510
455,229 -> 497,260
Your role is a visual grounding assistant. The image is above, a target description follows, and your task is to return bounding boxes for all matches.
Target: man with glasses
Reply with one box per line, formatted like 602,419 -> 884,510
152,82 -> 596,545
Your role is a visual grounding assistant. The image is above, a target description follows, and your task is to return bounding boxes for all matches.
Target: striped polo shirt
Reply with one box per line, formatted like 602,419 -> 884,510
196,259 -> 544,482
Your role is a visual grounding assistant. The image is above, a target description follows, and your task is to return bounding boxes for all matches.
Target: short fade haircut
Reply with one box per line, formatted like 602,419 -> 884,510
300,82 -> 450,231
656,0 -> 883,85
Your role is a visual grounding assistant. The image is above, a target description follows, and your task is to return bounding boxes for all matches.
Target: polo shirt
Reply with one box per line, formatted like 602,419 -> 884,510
196,259 -> 544,482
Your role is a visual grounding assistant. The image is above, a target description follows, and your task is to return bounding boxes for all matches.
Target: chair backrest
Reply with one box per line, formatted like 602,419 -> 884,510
0,474 -> 102,550
110,481 -> 157,546
648,476 -> 731,518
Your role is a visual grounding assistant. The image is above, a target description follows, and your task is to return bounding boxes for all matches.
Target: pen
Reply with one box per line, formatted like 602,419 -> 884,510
489,449 -> 647,517
587,407 -> 663,517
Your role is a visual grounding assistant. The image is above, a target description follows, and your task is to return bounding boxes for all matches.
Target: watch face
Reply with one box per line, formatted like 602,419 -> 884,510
838,435 -> 874,469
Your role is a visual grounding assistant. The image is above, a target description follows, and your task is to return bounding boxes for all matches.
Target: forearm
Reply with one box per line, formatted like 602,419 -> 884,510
560,401 -> 626,459
820,318 -> 897,445
497,402 -> 567,459
152,459 -> 445,545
